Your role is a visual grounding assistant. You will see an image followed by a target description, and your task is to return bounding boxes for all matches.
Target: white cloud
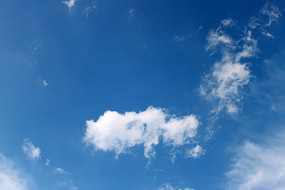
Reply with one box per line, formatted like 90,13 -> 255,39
83,106 -> 199,159
248,17 -> 260,29
248,2 -> 282,38
0,154 -> 29,190
226,132 -> 285,190
54,168 -> 69,175
200,23 -> 258,115
186,145 -> 205,159
62,0 -> 76,10
221,18 -> 234,26
42,80 -> 48,88
22,139 -> 41,161
262,31 -> 275,39
158,183 -> 194,190
206,29 -> 232,50
173,36 -> 185,42
261,2 -> 282,27
201,3 -> 281,115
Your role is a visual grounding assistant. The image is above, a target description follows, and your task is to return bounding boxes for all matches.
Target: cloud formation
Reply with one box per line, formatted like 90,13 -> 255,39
200,24 -> 256,114
226,132 -> 285,190
22,139 -> 41,161
0,154 -> 29,190
199,29 -> 254,113
84,106 -> 199,159
200,2 -> 282,115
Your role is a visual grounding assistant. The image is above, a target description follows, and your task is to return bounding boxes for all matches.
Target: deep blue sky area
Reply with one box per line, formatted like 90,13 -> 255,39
0,1 -> 285,190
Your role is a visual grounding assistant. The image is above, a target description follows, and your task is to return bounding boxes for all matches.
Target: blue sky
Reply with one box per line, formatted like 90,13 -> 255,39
0,0 -> 285,190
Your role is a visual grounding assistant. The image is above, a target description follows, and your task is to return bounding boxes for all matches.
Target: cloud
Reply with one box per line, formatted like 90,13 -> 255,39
249,2 -> 282,37
158,183 -> 194,190
173,36 -> 185,42
53,168 -> 78,189
83,106 -> 199,159
62,0 -> 76,10
226,132 -> 285,190
201,2 -> 283,116
221,18 -> 234,26
261,2 -> 282,27
186,145 -> 205,159
84,1 -> 97,18
45,159 -> 50,166
0,154 -> 29,190
200,18 -> 258,115
54,168 -> 69,175
128,8 -> 136,17
42,80 -> 48,88
22,139 -> 41,161
206,30 -> 232,51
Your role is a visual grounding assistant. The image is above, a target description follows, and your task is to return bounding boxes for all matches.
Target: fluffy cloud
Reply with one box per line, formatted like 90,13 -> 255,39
226,133 -> 285,190
83,106 -> 199,159
186,145 -> 205,159
158,183 -> 194,190
0,154 -> 29,190
22,139 -> 41,161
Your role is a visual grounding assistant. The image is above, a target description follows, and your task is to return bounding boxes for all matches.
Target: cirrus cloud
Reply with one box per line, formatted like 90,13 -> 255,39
0,154 -> 29,190
226,131 -> 285,190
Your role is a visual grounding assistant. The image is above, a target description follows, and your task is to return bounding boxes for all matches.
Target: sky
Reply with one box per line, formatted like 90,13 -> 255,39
0,0 -> 285,190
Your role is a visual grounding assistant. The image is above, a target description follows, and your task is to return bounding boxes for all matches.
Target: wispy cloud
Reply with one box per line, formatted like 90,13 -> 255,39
84,1 -> 97,18
200,22 -> 257,115
186,145 -> 205,159
226,131 -> 285,190
22,139 -> 41,161
54,167 -> 77,190
84,106 -> 199,159
249,2 -> 282,37
0,154 -> 29,190
173,35 -> 185,42
221,18 -> 234,27
128,8 -> 136,17
200,2 -> 282,117
45,159 -> 50,166
54,168 -> 69,175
